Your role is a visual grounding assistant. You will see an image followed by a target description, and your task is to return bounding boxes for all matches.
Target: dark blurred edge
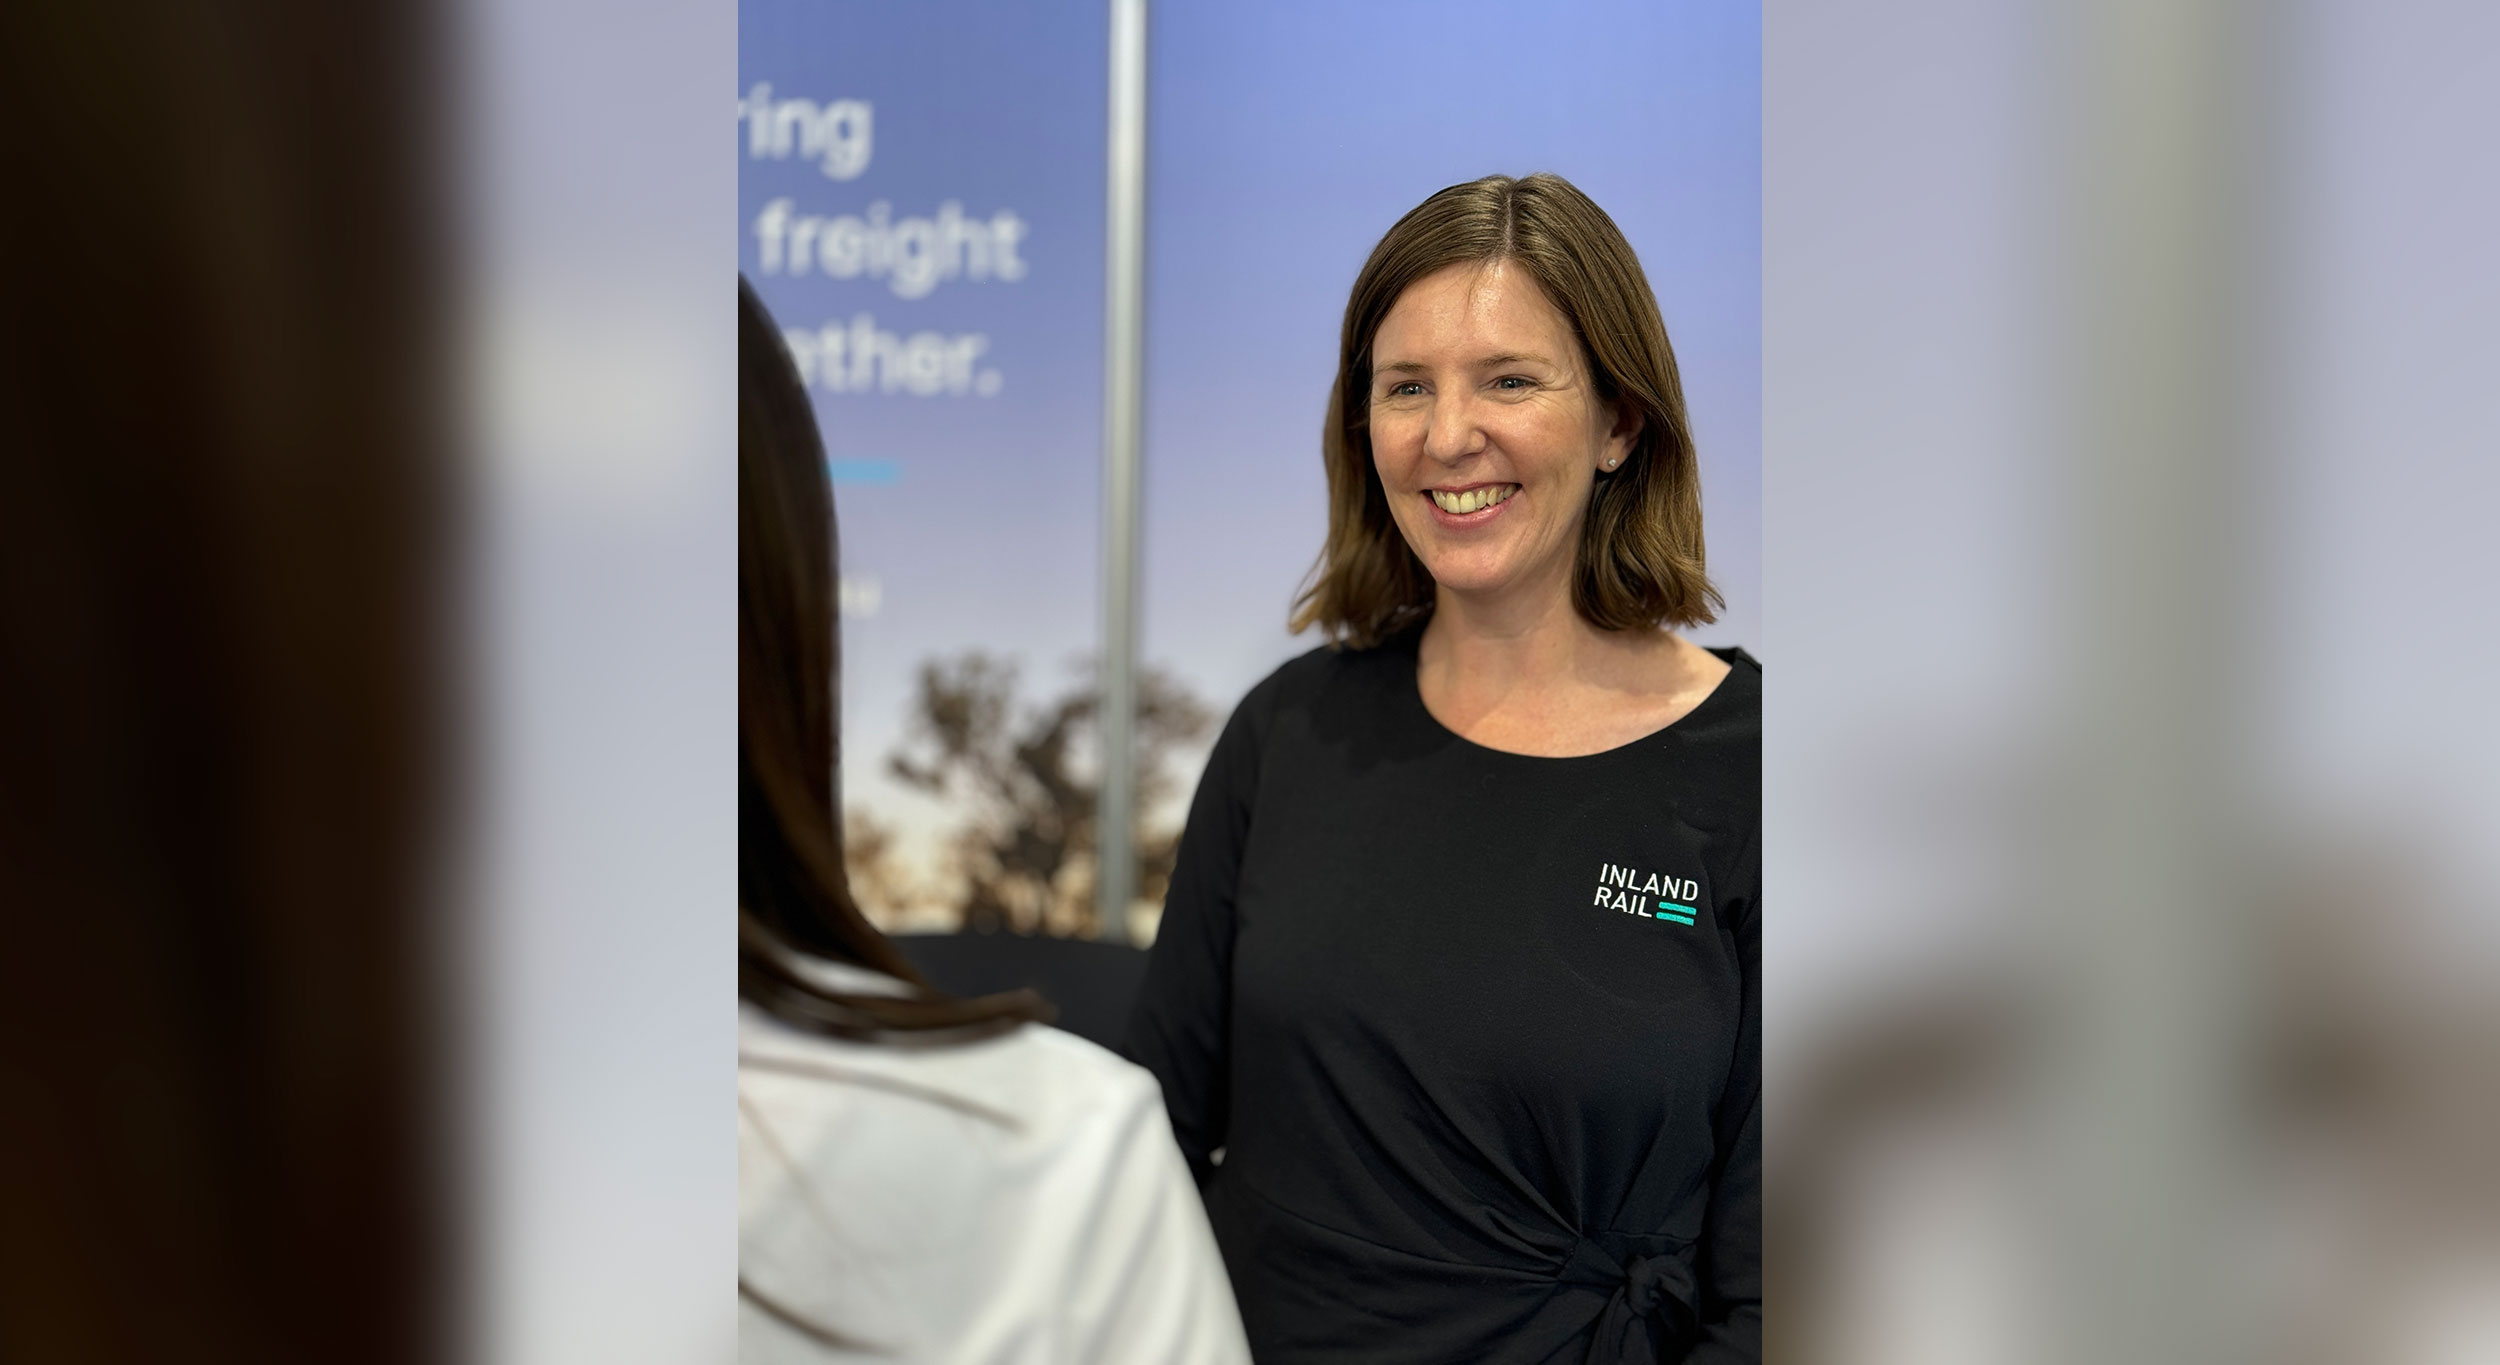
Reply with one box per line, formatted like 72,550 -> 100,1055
0,2 -> 447,1363
891,934 -> 1149,1055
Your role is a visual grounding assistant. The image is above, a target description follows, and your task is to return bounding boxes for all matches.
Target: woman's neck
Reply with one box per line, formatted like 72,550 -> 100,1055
1415,582 -> 1725,757
1420,582 -> 1612,695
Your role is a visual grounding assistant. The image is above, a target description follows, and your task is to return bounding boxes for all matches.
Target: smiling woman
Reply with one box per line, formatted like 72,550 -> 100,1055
1126,173 -> 1760,1363
1296,173 -> 1720,649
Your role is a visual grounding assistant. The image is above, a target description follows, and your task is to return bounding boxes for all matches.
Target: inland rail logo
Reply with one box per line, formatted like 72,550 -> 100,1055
1594,861 -> 1702,927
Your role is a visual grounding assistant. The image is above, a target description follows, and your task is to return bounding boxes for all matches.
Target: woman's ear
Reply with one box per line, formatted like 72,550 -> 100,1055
1600,401 -> 1644,471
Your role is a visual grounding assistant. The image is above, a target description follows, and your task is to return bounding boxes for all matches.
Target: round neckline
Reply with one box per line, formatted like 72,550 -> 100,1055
1394,629 -> 1749,763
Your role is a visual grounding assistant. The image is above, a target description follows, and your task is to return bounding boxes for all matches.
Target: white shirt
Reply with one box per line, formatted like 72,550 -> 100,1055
737,963 -> 1250,1364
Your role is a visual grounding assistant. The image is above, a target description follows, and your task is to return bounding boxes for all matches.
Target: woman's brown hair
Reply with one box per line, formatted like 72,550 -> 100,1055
1291,172 -> 1722,646
739,276 -> 1049,1040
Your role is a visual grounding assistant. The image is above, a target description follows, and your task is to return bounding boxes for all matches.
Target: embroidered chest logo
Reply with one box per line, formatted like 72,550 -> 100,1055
1594,861 -> 1701,926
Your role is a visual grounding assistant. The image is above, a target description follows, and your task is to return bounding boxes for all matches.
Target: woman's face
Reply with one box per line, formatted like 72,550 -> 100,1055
1367,259 -> 1637,612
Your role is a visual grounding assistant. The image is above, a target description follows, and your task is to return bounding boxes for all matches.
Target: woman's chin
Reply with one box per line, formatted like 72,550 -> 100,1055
1419,557 -> 1535,604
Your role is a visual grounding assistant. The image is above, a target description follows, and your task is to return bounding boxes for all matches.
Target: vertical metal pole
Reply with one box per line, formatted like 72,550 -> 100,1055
1095,0 -> 1148,943
2047,0 -> 2255,1359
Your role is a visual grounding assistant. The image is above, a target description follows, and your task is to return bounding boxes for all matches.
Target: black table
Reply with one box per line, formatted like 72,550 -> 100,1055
890,932 -> 1150,1055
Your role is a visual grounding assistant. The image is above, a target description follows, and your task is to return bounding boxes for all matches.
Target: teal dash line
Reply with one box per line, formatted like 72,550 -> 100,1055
1656,912 -> 1695,925
828,458 -> 901,485
1658,902 -> 1696,916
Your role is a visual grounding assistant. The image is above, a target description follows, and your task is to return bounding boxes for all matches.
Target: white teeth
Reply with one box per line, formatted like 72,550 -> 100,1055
1430,485 -> 1515,514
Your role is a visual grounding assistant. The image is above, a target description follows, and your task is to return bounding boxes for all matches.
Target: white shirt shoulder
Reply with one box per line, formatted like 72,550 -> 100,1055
737,963 -> 1248,1364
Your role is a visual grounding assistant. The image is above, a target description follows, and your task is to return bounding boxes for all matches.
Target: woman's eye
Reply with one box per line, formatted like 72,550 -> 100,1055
1387,382 -> 1424,398
1494,375 -> 1532,391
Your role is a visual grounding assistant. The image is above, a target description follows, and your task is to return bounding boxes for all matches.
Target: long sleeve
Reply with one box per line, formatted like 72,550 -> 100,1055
1121,676 -> 1269,1188
1682,840 -> 1761,1364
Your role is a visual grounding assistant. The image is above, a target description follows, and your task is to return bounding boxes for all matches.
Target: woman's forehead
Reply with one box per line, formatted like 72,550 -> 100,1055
1374,259 -> 1574,363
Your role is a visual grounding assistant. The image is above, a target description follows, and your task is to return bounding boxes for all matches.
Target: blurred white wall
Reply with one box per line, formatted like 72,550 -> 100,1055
462,0 -> 735,1361
1769,0 -> 2500,1359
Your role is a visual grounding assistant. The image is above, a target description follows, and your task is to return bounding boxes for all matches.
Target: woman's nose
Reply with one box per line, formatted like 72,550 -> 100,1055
1422,394 -> 1483,463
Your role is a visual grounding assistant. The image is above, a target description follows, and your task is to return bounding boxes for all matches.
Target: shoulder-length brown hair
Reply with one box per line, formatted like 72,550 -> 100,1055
1290,172 -> 1721,646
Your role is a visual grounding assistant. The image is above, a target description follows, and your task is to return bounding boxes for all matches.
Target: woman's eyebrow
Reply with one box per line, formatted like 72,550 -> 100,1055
1375,352 -> 1557,375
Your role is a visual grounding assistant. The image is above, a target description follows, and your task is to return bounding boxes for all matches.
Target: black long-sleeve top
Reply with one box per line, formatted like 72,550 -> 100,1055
1125,631 -> 1761,1363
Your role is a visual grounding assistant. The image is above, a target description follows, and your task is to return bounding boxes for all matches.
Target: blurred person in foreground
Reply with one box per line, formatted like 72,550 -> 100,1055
1125,174 -> 1760,1362
736,278 -> 1249,1362
0,1 -> 440,1359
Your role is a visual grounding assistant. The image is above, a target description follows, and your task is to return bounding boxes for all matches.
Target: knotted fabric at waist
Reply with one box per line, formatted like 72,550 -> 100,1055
1559,1232 -> 1697,1363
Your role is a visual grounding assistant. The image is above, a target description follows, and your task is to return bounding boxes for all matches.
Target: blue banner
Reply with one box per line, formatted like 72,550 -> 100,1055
741,4 -> 1108,932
